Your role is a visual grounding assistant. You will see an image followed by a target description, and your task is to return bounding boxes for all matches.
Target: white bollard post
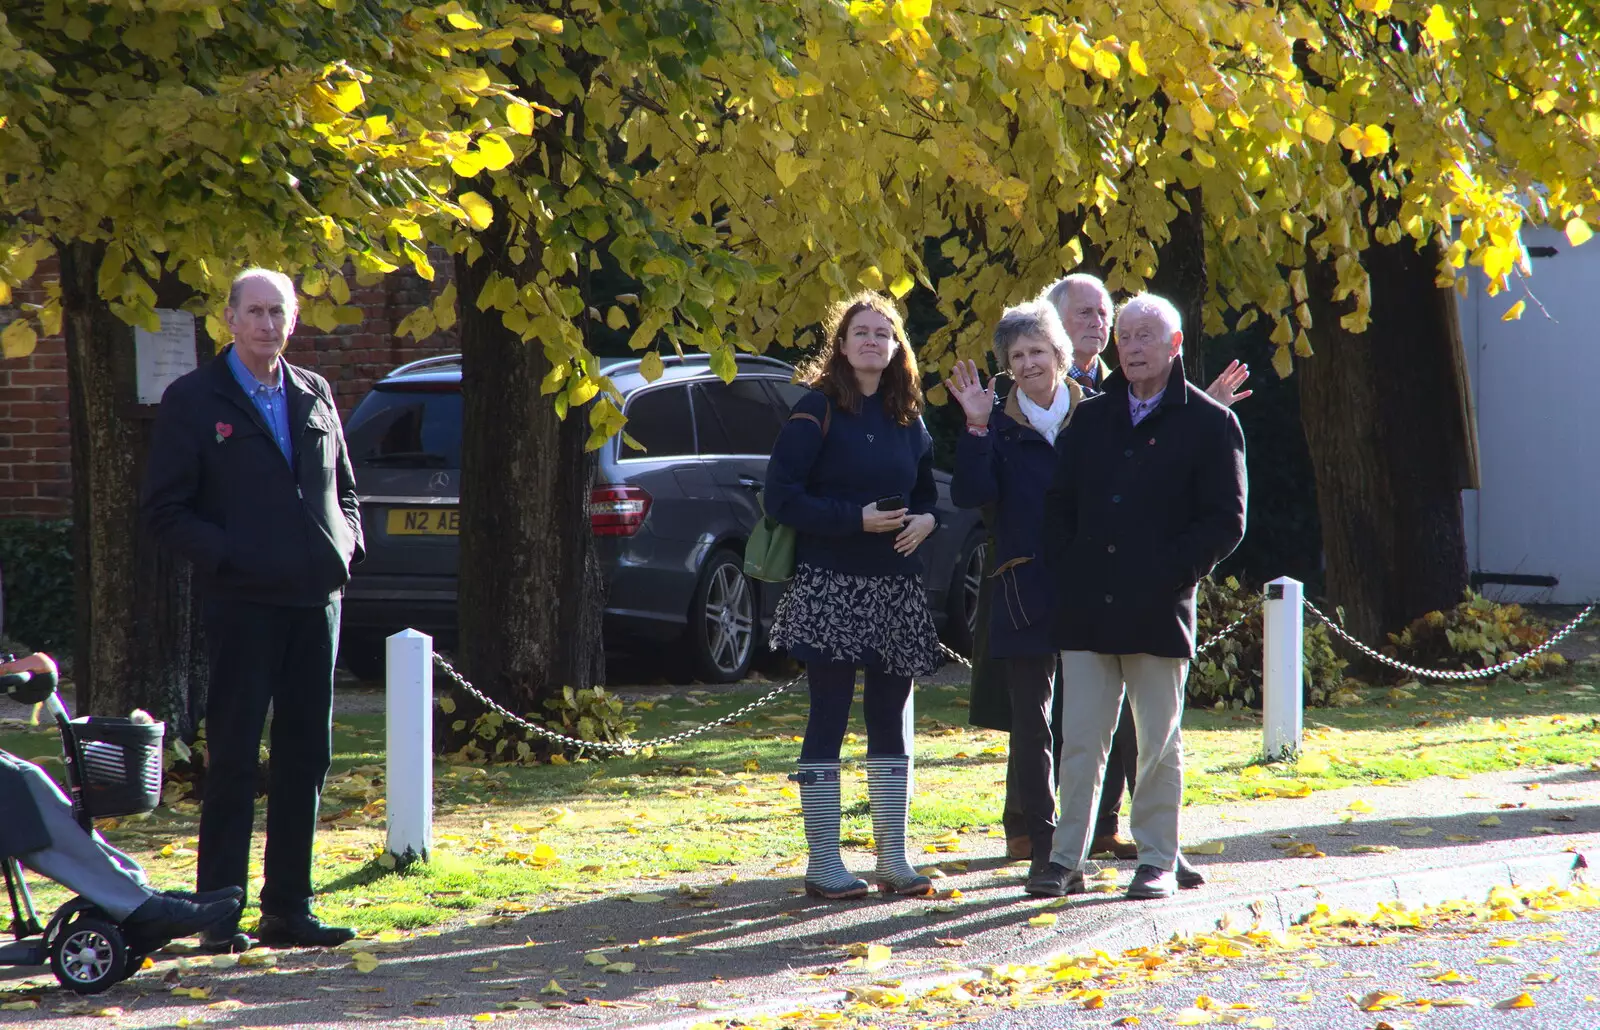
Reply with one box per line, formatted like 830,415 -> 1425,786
385,629 -> 434,867
1262,577 -> 1305,762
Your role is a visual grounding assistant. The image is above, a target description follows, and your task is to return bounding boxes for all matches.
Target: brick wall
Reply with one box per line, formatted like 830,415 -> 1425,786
0,260 -> 458,520
0,257 -> 72,518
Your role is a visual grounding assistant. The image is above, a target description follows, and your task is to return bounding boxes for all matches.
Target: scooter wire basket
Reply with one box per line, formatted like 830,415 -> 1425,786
64,717 -> 164,820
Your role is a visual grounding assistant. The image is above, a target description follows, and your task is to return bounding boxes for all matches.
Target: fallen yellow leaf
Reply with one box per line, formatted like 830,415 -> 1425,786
844,943 -> 892,972
1184,840 -> 1226,855
1029,912 -> 1058,928
1498,992 -> 1537,1009
352,952 -> 379,974
1479,815 -> 1502,827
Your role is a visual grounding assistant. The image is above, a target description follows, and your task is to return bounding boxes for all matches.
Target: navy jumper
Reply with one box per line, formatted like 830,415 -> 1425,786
764,388 -> 938,576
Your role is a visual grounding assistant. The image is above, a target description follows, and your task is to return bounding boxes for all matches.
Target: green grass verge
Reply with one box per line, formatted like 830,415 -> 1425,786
4,670 -> 1599,935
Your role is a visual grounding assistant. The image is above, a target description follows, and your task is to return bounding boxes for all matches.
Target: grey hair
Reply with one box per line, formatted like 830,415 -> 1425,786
1038,272 -> 1112,316
1116,292 -> 1183,347
228,267 -> 298,312
992,300 -> 1072,374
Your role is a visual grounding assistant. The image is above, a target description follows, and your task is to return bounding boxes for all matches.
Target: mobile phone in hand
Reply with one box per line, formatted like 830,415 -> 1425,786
875,494 -> 905,511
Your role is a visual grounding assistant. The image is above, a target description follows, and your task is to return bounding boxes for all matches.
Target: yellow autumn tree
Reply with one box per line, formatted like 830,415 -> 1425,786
6,1 -> 1597,735
414,0 -> 1600,751
0,1 -> 540,725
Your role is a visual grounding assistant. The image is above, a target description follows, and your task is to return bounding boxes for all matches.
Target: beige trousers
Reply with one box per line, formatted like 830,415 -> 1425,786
1048,651 -> 1189,871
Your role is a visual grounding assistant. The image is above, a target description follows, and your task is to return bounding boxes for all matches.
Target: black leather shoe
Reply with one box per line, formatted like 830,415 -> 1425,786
1126,864 -> 1178,900
1025,862 -> 1086,898
121,894 -> 240,953
256,911 -> 356,948
198,929 -> 256,954
162,886 -> 246,906
1175,854 -> 1206,890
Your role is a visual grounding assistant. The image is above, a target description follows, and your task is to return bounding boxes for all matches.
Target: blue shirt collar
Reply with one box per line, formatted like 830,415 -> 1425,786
226,346 -> 285,396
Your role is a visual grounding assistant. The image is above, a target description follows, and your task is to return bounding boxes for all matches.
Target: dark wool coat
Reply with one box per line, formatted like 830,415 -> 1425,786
952,381 -> 1085,659
140,348 -> 364,607
1043,359 -> 1247,658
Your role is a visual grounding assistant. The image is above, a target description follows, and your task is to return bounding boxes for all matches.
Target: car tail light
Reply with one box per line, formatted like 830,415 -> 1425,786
590,484 -> 652,536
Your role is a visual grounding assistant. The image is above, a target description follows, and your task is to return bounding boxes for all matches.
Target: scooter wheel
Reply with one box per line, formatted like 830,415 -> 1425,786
50,915 -> 126,994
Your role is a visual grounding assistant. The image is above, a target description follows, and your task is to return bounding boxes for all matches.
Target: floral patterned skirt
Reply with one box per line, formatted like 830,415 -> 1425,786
769,563 -> 943,677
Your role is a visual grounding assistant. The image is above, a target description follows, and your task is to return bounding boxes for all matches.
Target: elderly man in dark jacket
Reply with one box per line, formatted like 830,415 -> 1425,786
1030,292 -> 1247,901
141,268 -> 363,952
0,653 -> 240,951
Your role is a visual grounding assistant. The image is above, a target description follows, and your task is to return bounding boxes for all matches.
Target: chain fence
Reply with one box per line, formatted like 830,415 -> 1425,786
432,594 -> 1593,755
1302,597 -> 1595,682
429,604 -> 1267,755
1195,599 -> 1261,656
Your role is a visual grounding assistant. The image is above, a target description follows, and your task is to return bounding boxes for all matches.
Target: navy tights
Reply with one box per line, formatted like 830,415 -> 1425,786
798,660 -> 913,761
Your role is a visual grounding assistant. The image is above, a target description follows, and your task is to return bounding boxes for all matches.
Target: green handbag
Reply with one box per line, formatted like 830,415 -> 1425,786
743,400 -> 831,583
743,491 -> 796,583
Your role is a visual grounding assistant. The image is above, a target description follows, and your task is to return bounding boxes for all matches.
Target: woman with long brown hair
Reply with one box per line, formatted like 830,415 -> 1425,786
764,291 -> 941,900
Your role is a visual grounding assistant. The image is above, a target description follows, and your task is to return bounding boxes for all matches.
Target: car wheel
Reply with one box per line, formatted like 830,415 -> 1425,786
687,548 -> 757,683
337,631 -> 386,683
943,530 -> 987,657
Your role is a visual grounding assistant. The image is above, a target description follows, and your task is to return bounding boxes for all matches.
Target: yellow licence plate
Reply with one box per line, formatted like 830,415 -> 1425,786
386,508 -> 460,535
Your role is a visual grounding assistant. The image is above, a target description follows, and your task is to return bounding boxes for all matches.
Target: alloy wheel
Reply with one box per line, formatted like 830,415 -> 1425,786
704,562 -> 755,677
964,540 -> 988,638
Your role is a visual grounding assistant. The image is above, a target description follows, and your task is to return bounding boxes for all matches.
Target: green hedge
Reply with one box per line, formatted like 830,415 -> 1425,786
0,519 -> 74,652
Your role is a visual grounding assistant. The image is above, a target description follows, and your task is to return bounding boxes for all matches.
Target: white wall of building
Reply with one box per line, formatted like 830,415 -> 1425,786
1459,226 -> 1600,604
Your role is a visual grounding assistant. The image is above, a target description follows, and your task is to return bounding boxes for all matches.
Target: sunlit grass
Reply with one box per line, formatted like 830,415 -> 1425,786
5,667 -> 1599,933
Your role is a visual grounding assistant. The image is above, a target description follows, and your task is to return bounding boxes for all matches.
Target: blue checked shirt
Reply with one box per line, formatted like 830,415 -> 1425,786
226,348 -> 293,464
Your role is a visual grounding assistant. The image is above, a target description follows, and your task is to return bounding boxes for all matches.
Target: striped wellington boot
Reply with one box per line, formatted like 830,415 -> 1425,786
789,762 -> 869,900
864,754 -> 934,898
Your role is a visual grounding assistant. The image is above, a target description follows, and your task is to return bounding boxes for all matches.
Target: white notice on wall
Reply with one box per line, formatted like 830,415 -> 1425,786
134,309 -> 198,405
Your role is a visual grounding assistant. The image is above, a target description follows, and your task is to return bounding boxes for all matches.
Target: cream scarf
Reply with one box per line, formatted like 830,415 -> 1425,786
1015,382 -> 1072,444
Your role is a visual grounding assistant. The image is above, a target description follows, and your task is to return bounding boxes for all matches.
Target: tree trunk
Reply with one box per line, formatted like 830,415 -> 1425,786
1062,184 -> 1207,383
1299,235 -> 1472,643
445,225 -> 605,755
1147,186 -> 1209,385
59,240 -> 207,734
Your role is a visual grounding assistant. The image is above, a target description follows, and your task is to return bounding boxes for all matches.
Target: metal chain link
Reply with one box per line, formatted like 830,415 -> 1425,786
1195,599 -> 1263,656
431,652 -> 803,755
431,616 -> 1257,755
1302,597 -> 1595,681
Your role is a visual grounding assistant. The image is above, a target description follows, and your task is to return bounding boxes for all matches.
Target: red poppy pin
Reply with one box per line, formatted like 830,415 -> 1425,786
215,422 -> 233,443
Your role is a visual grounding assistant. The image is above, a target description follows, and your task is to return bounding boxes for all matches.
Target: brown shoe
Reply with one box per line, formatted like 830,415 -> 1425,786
1006,835 -> 1032,860
1092,833 -> 1139,860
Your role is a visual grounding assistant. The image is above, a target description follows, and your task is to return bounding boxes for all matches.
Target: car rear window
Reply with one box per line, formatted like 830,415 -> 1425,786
345,386 -> 464,469
621,384 -> 695,458
693,378 -> 787,456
